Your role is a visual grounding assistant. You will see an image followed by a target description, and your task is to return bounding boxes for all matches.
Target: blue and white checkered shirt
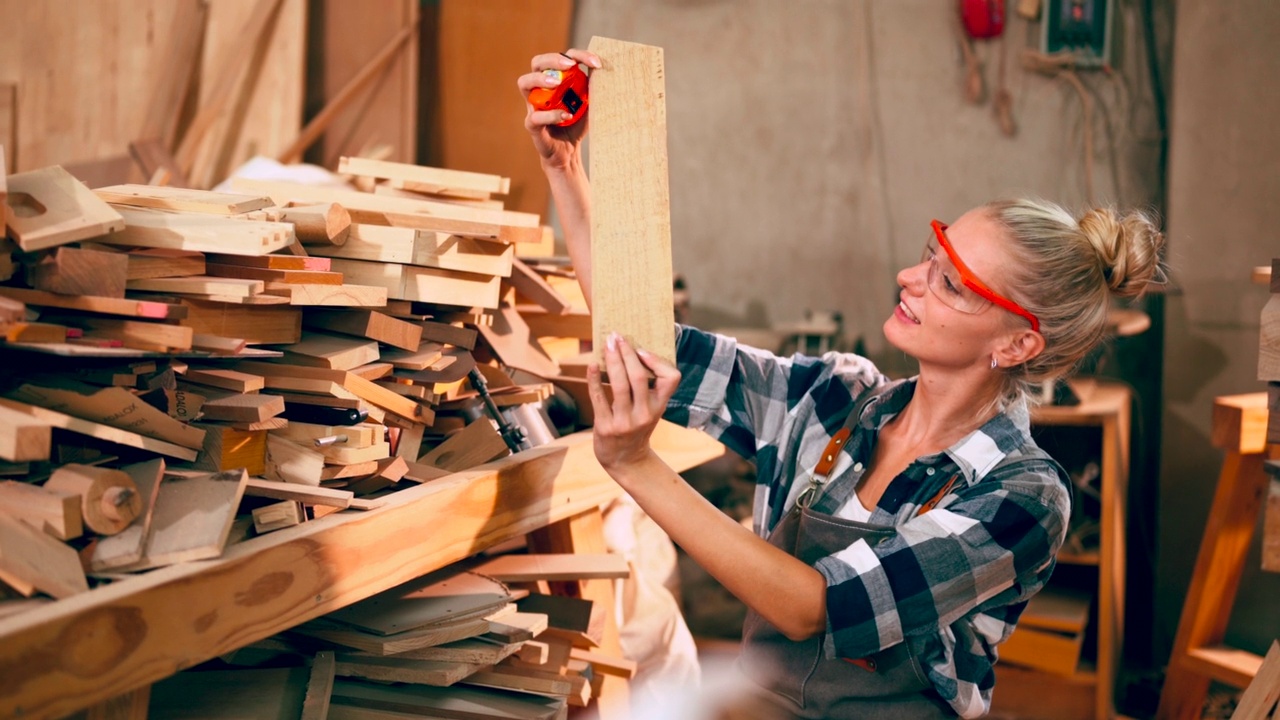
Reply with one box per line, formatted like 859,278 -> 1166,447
664,325 -> 1071,718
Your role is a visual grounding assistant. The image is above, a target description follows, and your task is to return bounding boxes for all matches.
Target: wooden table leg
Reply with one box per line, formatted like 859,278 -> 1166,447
529,505 -> 631,719
1155,449 -> 1270,720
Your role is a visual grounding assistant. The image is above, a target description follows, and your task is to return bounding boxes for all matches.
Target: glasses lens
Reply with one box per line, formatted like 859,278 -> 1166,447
925,236 -> 990,314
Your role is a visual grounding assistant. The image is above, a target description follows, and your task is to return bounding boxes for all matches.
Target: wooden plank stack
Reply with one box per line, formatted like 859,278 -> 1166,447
0,154 -> 647,716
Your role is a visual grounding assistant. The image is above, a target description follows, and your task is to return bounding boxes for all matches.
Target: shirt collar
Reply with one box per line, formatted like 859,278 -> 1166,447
858,378 -> 1035,487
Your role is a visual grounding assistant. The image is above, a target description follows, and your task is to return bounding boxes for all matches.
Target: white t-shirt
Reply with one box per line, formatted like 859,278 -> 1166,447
833,491 -> 873,523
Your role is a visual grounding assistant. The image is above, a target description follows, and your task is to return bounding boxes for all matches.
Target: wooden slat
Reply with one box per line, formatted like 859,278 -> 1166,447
586,37 -> 676,365
303,310 -> 422,352
95,185 -> 271,215
339,158 -> 510,196
263,282 -> 389,308
282,333 -> 381,371
473,553 -> 630,583
0,287 -> 186,321
1230,641 -> 1280,720
325,258 -> 501,309
125,248 -> 206,280
99,206 -> 295,256
309,224 -> 514,277
5,166 -> 125,252
300,651 -> 336,720
244,478 -> 353,509
0,405 -> 51,463
0,398 -> 198,461
1183,645 -> 1264,689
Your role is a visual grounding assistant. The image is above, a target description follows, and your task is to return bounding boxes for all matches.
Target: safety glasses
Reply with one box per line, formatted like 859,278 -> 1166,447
921,220 -> 1040,332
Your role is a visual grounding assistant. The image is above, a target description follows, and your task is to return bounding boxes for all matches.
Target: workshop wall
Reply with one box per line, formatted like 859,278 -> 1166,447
572,0 -> 1163,364
1159,0 -> 1280,661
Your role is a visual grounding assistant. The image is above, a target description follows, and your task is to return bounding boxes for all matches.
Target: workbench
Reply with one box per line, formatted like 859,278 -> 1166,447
0,422 -> 725,719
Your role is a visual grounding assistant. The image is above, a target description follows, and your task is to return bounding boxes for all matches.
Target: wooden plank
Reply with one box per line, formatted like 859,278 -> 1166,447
521,308 -> 591,340
0,405 -> 51,463
7,381 -> 206,450
419,420 -> 510,472
333,654 -> 485,687
283,333 -> 381,371
191,424 -> 267,476
0,512 -> 88,599
0,480 -> 81,541
381,344 -> 445,372
201,394 -> 286,424
296,615 -> 494,657
301,651 -> 337,720
509,259 -> 569,315
86,459 -> 166,573
368,637 -> 523,666
184,368 -> 265,393
340,158 -> 510,196
245,478 -> 353,509
252,500 -> 306,534
475,305 -> 561,378
462,668 -> 572,697
264,282 -> 389,308
329,678 -> 564,719
1261,295 -> 1280,382
5,166 -> 125,252
27,246 -> 128,299
1266,476 -> 1280,574
473,554 -> 630,583
310,224 -> 515,277
234,361 -> 427,422
416,321 -> 478,350
1232,640 -> 1280,720
206,263 -> 344,286
99,206 -> 294,256
126,248 -> 206,280
0,287 -> 186,321
0,398 -> 198,461
0,423 -> 723,717
127,275 -> 265,297
304,309 -> 423,352
94,185 -> 272,215
1212,393 -> 1269,453
206,253 -> 331,272
569,648 -> 637,679
321,442 -> 390,466
76,318 -> 194,352
276,421 -> 380,449
281,204 -> 351,246
586,37 -> 677,365
328,570 -> 513,636
117,469 -> 249,571
320,259 -> 501,309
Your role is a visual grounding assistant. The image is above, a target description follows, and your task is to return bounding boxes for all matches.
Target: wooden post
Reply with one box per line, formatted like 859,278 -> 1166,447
586,37 -> 676,366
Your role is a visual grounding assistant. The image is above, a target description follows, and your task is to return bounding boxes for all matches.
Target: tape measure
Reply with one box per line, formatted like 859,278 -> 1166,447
528,56 -> 590,127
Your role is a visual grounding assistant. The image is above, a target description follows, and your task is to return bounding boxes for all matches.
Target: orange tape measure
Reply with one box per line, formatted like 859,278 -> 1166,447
528,55 -> 590,127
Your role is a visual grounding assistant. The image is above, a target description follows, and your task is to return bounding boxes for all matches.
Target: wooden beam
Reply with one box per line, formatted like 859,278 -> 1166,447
586,37 -> 676,365
5,166 -> 125,252
281,333 -> 381,371
200,394 -> 286,424
125,248 -> 206,280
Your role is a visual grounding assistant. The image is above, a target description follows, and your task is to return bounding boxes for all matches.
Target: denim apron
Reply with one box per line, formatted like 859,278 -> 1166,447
737,396 -> 956,719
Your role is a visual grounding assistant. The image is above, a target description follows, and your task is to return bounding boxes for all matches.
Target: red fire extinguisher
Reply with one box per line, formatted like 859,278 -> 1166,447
960,0 -> 1006,38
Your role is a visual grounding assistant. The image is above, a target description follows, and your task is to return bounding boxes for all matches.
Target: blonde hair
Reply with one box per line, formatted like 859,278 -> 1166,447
985,198 -> 1166,404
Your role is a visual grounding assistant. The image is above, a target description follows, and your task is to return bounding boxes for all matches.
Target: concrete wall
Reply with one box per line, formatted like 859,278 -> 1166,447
1159,0 -> 1280,660
572,0 -> 1161,366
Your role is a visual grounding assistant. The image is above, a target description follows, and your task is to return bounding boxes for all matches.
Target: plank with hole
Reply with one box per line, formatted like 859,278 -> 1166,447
5,165 -> 125,251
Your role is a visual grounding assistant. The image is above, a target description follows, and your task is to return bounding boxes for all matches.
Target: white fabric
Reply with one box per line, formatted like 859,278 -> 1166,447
833,491 -> 874,522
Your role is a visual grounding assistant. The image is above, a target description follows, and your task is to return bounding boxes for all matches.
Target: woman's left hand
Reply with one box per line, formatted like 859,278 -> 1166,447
587,332 -> 682,472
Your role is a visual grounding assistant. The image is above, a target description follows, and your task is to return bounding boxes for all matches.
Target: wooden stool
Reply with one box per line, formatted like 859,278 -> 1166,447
1156,393 -> 1277,720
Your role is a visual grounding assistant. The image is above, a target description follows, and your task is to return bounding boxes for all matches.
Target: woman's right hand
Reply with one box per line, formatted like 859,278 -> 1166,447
518,49 -> 601,170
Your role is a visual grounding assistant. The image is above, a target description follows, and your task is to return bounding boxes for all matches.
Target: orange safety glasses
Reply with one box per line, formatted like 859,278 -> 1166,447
922,220 -> 1040,332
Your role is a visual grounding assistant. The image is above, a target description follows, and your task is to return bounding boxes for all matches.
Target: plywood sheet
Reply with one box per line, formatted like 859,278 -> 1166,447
328,569 -> 512,636
586,37 -> 675,365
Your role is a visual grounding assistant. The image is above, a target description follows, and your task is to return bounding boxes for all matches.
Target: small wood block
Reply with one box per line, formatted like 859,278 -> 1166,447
587,37 -> 677,365
201,393 -> 286,423
252,500 -> 306,534
0,404 -> 52,462
517,641 -> 550,665
45,464 -> 142,536
282,332 -> 381,371
313,224 -> 514,277
484,611 -> 550,644
127,275 -> 265,297
192,423 -> 267,475
126,248 -> 206,280
4,322 -> 69,344
568,648 -> 638,679
304,309 -> 423,352
185,368 -> 266,393
301,651 -> 336,720
0,511 -> 89,598
275,421 -> 380,448
281,203 -> 351,246
244,477 -> 354,508
116,469 -> 249,571
266,434 -> 327,486
95,185 -> 273,215
381,343 -> 445,372
179,298 -> 302,345
474,553 -> 631,583
263,282 -> 389,307
0,479 -> 81,540
419,419 -> 509,472
206,262 -> 344,286
416,321 -> 477,350
6,165 -> 126,251
27,246 -> 129,298
1212,393 -> 1269,453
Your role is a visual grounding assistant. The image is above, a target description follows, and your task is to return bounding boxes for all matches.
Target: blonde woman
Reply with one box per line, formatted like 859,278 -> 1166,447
518,49 -> 1165,719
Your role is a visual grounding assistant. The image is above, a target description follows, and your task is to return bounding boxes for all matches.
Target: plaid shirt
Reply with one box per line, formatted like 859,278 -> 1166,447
664,325 -> 1071,718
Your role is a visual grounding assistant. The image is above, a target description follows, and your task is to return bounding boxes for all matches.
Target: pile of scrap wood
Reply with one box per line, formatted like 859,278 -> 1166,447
0,154 -> 601,614
149,557 -> 635,719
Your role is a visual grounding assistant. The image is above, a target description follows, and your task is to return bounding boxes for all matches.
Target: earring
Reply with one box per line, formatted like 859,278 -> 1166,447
990,356 -> 998,370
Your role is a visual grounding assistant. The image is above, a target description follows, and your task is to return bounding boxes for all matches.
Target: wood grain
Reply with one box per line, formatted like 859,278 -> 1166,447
586,37 -> 676,365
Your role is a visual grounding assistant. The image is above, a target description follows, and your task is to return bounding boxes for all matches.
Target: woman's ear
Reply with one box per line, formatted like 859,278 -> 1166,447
994,329 -> 1045,369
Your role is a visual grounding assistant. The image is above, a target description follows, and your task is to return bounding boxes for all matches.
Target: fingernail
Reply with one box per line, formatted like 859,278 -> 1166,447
561,111 -> 573,122
637,348 -> 652,357
543,69 -> 563,85
607,332 -> 618,352
589,57 -> 602,69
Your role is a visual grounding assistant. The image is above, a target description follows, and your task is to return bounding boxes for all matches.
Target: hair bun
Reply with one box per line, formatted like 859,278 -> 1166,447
1078,207 -> 1165,299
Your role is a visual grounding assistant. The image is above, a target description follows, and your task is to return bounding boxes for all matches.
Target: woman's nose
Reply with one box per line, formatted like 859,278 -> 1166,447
898,259 -> 928,293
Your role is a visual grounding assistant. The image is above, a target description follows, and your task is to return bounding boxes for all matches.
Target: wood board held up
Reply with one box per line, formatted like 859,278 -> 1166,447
586,37 -> 675,365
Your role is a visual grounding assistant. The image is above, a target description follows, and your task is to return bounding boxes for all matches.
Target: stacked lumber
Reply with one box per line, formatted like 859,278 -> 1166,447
152,557 -> 634,718
1256,258 -> 1280,573
0,158 -> 602,613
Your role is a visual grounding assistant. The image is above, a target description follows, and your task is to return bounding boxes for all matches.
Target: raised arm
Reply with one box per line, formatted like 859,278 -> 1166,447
518,49 -> 601,308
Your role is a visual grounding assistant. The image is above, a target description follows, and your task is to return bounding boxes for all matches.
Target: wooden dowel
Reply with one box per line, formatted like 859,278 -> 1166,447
281,203 -> 351,246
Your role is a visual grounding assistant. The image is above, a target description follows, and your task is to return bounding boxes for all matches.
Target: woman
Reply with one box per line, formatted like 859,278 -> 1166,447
518,49 -> 1164,719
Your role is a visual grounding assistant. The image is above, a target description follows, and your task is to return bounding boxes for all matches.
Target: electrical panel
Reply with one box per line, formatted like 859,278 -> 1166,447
1041,0 -> 1114,67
